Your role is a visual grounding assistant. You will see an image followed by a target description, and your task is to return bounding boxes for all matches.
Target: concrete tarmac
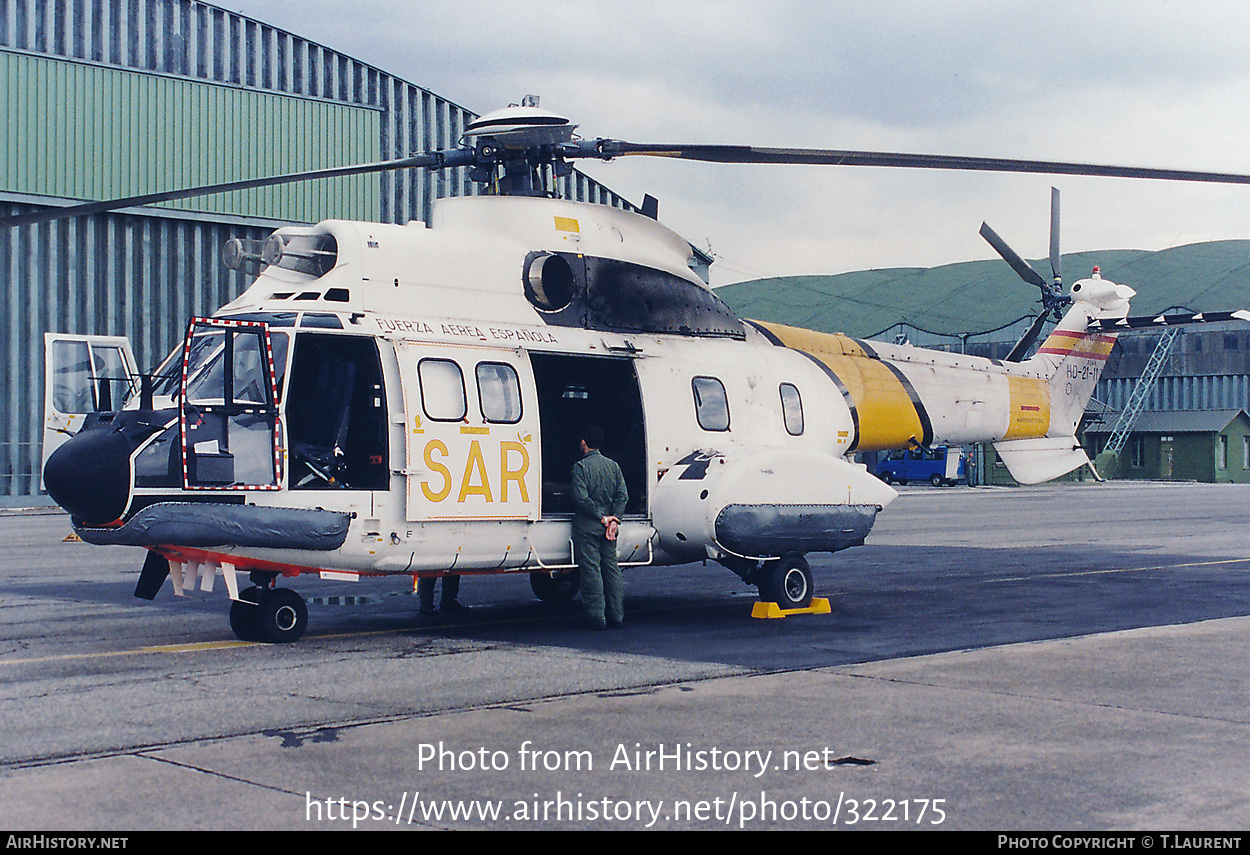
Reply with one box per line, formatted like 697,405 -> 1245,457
1,481 -> 1248,830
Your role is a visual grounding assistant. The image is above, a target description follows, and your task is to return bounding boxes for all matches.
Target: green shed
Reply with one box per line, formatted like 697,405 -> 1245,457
1086,410 -> 1250,482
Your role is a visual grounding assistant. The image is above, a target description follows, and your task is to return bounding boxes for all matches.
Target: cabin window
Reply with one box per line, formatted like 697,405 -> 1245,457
692,376 -> 729,431
1218,434 -> 1229,469
477,362 -> 522,424
418,358 -> 467,422
779,383 -> 804,436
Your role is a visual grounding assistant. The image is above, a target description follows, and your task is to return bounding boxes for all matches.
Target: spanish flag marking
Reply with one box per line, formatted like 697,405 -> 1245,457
1036,330 -> 1116,361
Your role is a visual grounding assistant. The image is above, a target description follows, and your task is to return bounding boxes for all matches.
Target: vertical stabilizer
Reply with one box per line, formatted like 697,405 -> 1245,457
994,270 -> 1131,484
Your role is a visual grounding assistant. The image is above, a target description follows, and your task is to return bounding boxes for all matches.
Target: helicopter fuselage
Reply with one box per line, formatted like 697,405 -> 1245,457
43,193 -> 1121,636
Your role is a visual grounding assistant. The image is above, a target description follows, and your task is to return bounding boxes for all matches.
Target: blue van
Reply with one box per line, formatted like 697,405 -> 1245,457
875,447 -> 967,487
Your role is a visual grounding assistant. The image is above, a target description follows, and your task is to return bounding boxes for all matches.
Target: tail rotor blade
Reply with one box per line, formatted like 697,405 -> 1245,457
979,221 -> 1048,291
1049,186 -> 1062,287
1005,312 -> 1050,362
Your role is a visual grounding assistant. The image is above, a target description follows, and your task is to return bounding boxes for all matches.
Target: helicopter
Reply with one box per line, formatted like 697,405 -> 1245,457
16,98 -> 1250,643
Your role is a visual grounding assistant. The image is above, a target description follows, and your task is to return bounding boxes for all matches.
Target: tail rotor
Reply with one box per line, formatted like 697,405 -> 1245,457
981,187 -> 1072,361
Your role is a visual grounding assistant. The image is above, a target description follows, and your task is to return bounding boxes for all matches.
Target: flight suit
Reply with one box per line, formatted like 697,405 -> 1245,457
570,448 -> 629,627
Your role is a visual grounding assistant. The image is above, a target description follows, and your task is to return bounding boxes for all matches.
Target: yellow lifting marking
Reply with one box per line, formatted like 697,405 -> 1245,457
751,597 -> 832,619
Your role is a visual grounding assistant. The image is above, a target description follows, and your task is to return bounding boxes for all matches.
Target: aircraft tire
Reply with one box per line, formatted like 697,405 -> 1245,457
229,586 -> 264,641
759,554 -> 813,609
530,570 -> 579,604
254,588 -> 308,643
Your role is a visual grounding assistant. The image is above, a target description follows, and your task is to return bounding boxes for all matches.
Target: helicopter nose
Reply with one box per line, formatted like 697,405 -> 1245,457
44,427 -> 134,525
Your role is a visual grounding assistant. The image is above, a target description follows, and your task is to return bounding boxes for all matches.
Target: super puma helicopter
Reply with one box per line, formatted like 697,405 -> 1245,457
18,99 -> 1250,643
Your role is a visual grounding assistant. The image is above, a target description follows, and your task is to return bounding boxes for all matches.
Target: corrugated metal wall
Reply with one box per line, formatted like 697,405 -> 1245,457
0,0 -> 633,222
1098,375 -> 1250,414
0,0 -> 634,499
1,50 -> 382,222
0,200 -> 269,496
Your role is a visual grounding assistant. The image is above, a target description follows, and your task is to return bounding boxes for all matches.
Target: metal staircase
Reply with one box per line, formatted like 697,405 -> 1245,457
1102,327 -> 1180,457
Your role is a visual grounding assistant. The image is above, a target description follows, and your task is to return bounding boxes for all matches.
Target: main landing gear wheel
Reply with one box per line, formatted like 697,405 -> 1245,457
530,570 -> 580,604
229,585 -> 308,643
758,554 -> 814,610
229,586 -> 264,641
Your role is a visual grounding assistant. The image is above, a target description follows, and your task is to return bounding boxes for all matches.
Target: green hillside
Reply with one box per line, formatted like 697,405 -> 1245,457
717,241 -> 1250,340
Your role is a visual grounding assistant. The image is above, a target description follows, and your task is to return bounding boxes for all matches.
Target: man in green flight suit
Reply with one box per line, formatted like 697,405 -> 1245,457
571,425 -> 629,629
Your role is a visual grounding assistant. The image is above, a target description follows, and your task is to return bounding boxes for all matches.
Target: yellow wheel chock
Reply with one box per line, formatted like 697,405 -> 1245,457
751,597 -> 831,619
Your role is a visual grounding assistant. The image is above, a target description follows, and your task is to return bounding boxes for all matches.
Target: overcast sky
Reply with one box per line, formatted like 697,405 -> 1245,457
224,0 -> 1250,287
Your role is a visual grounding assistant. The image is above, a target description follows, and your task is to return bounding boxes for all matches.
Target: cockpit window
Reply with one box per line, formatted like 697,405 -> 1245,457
183,323 -> 276,408
184,327 -> 227,406
151,330 -> 288,401
179,318 -> 280,490
232,331 -> 269,405
51,340 -> 134,413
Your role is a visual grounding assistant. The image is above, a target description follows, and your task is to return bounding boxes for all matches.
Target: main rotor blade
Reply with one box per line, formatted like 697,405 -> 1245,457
979,221 -> 1048,291
0,149 -> 470,228
590,141 -> 1250,186
1087,310 -> 1250,332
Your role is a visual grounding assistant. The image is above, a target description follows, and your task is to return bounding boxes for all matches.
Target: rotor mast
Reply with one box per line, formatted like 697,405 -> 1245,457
464,95 -> 580,197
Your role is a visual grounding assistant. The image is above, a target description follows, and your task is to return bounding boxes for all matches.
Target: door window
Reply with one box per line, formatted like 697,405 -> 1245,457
418,359 -> 467,421
477,362 -> 523,424
51,340 -> 135,413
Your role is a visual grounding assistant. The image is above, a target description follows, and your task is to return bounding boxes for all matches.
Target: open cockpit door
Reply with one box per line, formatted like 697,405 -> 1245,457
42,333 -> 139,481
180,318 -> 282,490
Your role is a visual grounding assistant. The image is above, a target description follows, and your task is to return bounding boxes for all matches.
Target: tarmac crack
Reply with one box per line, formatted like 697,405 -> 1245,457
135,752 -> 305,798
